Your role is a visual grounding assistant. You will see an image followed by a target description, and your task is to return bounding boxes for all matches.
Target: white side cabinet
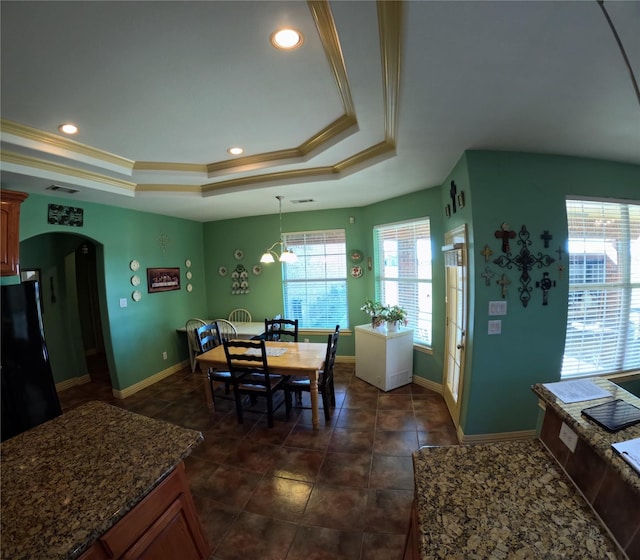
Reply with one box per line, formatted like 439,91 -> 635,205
355,324 -> 413,391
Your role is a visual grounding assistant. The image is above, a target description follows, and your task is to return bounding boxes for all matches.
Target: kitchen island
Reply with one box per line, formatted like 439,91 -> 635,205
1,401 -> 209,560
407,440 -> 625,560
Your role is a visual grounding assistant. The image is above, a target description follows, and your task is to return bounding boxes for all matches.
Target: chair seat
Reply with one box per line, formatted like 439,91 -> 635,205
208,369 -> 232,380
238,374 -> 284,392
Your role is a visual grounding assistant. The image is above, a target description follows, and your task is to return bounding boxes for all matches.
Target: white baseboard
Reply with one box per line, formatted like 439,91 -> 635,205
56,374 -> 91,392
113,361 -> 189,399
411,374 -> 443,394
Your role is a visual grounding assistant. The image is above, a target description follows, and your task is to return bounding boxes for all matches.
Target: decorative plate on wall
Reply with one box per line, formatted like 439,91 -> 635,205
234,249 -> 244,260
186,283 -> 193,292
131,275 -> 141,286
186,271 -> 192,280
129,260 -> 140,271
350,250 -> 363,263
350,265 -> 363,278
252,265 -> 262,276
185,259 -> 192,268
132,290 -> 142,302
218,266 -> 228,276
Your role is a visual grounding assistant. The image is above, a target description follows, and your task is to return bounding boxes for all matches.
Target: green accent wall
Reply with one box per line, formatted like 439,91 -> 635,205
6,150 -> 639,438
460,151 -> 640,436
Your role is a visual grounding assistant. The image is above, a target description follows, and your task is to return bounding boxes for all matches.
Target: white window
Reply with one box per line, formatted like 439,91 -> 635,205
282,230 -> 348,329
562,199 -> 640,378
374,218 -> 432,346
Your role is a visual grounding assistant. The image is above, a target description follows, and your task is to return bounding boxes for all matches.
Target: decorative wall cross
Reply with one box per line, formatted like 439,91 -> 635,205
540,230 -> 553,248
496,274 -> 511,299
481,245 -> 493,262
494,223 -> 516,253
492,225 -> 555,307
481,267 -> 495,286
536,272 -> 556,305
449,181 -> 457,213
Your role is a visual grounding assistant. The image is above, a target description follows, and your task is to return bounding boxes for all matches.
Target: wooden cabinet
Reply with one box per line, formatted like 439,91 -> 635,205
79,462 -> 209,560
0,190 -> 28,276
403,500 -> 420,560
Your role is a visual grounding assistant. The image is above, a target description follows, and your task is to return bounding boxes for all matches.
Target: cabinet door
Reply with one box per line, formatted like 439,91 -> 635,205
123,495 -> 204,560
0,190 -> 28,276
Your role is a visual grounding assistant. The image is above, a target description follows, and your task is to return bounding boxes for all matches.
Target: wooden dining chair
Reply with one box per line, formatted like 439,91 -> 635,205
215,318 -> 238,341
223,339 -> 286,427
196,322 -> 234,407
185,318 -> 207,372
264,318 -> 299,342
284,326 -> 340,421
228,308 -> 252,323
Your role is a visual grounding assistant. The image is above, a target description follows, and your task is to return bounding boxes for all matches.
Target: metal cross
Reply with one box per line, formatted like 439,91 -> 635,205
481,267 -> 495,286
158,232 -> 170,253
555,246 -> 564,261
496,274 -> 511,299
492,225 -> 555,307
540,230 -> 553,248
481,245 -> 493,263
449,181 -> 457,213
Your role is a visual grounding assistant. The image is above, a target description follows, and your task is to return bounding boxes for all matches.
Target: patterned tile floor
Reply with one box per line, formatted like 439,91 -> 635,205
58,356 -> 458,560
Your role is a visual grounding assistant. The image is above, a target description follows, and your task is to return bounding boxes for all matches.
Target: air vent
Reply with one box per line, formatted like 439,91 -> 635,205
46,185 -> 79,194
290,199 -> 314,204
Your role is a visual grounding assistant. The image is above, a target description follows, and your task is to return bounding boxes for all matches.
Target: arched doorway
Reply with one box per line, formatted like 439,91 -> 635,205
19,232 -> 112,390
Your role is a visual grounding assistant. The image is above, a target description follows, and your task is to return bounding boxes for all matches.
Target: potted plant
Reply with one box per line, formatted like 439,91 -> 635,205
382,305 -> 408,332
361,299 -> 385,329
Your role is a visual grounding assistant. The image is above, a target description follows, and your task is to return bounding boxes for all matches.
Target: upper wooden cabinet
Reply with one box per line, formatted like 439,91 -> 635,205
0,190 -> 28,276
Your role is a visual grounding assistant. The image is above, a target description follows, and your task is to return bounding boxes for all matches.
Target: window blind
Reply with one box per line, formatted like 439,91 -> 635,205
282,230 -> 348,329
562,199 -> 640,378
374,218 -> 432,346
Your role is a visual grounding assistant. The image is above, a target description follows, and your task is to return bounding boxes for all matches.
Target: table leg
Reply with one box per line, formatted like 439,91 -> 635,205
202,371 -> 215,412
309,370 -> 320,430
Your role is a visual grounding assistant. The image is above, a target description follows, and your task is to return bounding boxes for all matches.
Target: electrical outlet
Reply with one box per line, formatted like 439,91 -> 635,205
162,351 -> 167,360
304,338 -> 309,343
559,422 -> 578,452
119,298 -> 127,308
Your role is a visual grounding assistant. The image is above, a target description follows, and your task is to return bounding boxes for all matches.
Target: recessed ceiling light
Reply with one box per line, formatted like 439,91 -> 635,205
227,147 -> 244,156
271,28 -> 303,50
58,123 -> 78,135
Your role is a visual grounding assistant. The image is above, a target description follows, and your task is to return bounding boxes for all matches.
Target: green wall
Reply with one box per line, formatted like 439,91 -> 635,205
7,150 -> 639,438
460,151 -> 640,436
17,194 -> 206,390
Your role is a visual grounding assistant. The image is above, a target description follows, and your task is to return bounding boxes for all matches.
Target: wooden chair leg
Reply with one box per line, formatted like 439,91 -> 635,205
322,393 -> 331,421
284,388 -> 292,419
233,390 -> 244,424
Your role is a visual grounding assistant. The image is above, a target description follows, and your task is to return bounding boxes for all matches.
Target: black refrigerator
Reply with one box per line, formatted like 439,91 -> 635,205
1,281 -> 62,441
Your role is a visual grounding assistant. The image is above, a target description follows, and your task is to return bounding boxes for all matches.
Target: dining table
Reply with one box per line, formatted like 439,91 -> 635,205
195,340 -> 327,430
176,321 -> 266,339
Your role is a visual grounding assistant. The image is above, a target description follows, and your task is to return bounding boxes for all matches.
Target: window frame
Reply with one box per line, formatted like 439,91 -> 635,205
281,229 -> 348,330
562,197 -> 640,379
373,217 -> 433,347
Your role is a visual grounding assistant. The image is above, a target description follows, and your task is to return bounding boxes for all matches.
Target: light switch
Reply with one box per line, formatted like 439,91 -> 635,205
119,298 -> 128,308
489,301 -> 507,316
488,320 -> 501,335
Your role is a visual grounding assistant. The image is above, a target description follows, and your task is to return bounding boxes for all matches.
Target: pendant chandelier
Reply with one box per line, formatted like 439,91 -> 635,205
260,196 -> 298,264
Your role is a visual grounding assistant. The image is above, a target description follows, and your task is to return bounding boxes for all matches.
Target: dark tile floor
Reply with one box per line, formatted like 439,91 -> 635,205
58,356 -> 458,560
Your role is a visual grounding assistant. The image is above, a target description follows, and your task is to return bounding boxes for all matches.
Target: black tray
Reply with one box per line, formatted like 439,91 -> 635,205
581,399 -> 640,432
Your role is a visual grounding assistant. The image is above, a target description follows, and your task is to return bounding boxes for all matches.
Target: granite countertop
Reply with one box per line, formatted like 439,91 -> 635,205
0,401 -> 203,560
532,378 -> 640,493
412,440 -> 625,560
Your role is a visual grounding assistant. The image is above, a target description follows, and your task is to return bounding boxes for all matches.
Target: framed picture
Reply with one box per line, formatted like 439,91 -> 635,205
457,191 -> 465,209
147,267 -> 181,293
445,204 -> 451,218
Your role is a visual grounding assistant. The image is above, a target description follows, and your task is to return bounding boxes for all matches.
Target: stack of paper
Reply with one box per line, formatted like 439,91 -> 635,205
612,438 -> 640,473
542,379 -> 611,404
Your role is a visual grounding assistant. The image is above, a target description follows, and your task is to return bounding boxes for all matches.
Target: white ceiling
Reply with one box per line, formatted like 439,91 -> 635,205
1,0 -> 639,222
